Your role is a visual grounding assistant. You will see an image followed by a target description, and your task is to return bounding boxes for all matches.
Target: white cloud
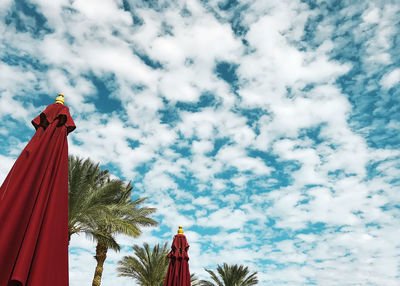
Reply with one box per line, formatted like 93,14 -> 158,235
360,3 -> 399,66
380,68 -> 400,90
0,154 -> 15,183
197,208 -> 248,230
216,144 -> 271,175
72,0 -> 132,24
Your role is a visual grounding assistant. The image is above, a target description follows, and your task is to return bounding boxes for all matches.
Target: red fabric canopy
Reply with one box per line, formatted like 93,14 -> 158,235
0,103 -> 75,286
164,234 -> 191,286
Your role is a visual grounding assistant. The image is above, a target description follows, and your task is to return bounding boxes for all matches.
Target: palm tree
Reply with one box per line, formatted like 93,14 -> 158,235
90,182 -> 158,286
117,243 -> 170,286
68,155 -> 158,286
200,263 -> 258,286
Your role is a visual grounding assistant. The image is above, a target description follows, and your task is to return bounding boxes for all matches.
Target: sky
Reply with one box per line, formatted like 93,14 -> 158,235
0,0 -> 399,285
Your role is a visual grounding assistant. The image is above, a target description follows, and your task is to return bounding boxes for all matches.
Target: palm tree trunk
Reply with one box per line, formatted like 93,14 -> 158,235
92,242 -> 108,286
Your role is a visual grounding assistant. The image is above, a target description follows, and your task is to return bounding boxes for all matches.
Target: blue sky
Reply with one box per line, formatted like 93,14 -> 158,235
0,0 -> 399,285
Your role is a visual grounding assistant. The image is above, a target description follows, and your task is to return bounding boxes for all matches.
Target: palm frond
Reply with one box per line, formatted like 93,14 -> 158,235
117,243 -> 169,286
201,263 -> 258,286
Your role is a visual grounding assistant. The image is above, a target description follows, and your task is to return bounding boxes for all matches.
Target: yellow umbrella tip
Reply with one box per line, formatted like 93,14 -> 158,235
55,93 -> 65,104
178,226 -> 184,235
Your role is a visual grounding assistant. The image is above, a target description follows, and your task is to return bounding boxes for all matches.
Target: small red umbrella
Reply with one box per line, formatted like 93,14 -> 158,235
164,226 -> 191,286
0,94 -> 75,286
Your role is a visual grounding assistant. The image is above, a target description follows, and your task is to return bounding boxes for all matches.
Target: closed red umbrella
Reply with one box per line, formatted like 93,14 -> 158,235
0,94 -> 75,286
164,226 -> 191,286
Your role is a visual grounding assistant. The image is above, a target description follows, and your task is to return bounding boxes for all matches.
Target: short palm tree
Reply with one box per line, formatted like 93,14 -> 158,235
200,263 -> 258,286
117,243 -> 170,286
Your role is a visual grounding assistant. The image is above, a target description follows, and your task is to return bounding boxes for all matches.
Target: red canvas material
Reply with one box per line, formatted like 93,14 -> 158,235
0,103 -> 75,286
164,234 -> 191,286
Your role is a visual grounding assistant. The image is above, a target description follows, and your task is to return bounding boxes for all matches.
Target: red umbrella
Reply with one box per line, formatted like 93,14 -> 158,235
0,94 -> 75,286
164,226 -> 191,286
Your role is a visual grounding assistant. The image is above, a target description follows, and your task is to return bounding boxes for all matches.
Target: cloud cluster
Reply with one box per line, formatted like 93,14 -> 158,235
0,0 -> 399,285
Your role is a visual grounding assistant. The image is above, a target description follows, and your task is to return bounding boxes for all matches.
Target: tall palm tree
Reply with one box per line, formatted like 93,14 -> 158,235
200,263 -> 258,286
90,182 -> 158,286
68,155 -> 158,286
117,243 -> 170,286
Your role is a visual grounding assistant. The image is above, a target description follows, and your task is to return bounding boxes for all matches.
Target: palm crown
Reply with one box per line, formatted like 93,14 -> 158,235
117,242 -> 170,286
200,263 -> 258,286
